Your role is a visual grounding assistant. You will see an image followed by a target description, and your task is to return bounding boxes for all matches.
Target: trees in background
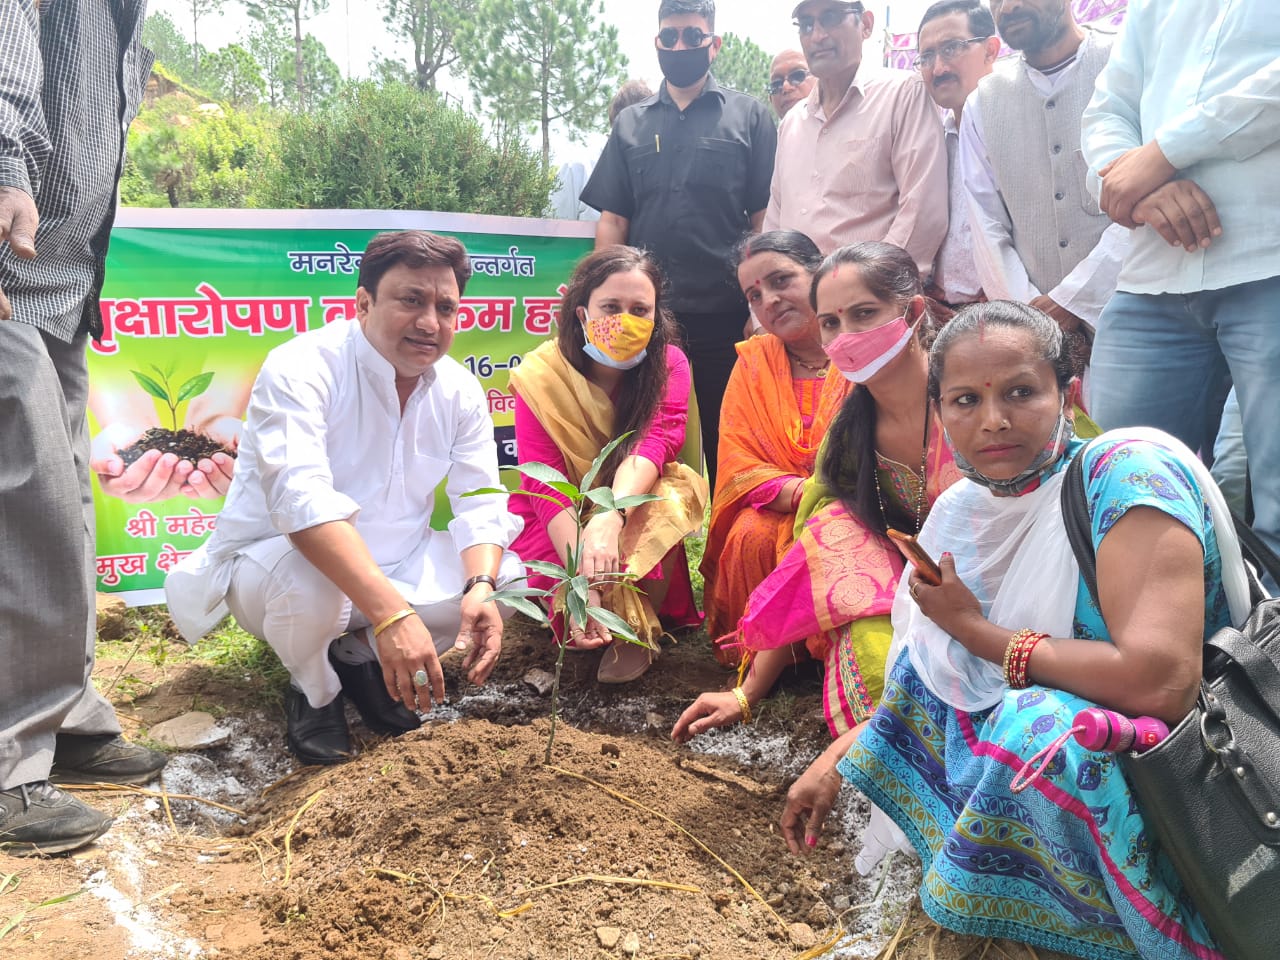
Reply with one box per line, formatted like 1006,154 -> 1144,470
179,0 -> 227,78
242,0 -> 330,111
277,34 -> 342,110
143,12 -> 202,81
456,0 -> 626,173
202,43 -> 266,107
381,0 -> 475,92
712,33 -> 772,101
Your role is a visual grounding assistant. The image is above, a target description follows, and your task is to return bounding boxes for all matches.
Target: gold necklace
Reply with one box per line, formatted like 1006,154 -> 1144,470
874,413 -> 929,533
786,347 -> 830,376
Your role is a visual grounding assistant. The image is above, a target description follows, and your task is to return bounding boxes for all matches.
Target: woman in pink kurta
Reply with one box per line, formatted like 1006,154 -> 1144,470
508,246 -> 708,684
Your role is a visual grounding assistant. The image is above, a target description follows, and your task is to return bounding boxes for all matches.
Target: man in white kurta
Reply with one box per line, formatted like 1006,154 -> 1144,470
166,231 -> 522,764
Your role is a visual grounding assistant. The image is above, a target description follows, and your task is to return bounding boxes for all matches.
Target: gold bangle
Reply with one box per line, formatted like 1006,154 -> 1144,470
732,686 -> 752,725
372,608 -> 417,639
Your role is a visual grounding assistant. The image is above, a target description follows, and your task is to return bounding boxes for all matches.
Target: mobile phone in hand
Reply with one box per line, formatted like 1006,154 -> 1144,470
886,528 -> 943,586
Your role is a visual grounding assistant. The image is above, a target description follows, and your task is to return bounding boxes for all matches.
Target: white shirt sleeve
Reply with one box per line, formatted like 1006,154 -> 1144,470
959,98 -> 1040,303
1080,8 -> 1146,197
444,375 -> 523,553
1157,55 -> 1280,170
1045,221 -> 1131,327
248,362 -> 362,536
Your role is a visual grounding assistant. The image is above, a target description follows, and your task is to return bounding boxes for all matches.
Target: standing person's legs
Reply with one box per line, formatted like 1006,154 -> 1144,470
1213,274 -> 1280,565
42,331 -> 122,739
677,310 -> 744,490
0,324 -> 93,790
1089,291 -> 1230,453
1210,387 -> 1248,517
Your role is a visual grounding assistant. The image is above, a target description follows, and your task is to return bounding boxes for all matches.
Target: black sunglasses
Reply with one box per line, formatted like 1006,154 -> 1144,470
767,68 -> 811,95
657,26 -> 715,49
793,3 -> 864,37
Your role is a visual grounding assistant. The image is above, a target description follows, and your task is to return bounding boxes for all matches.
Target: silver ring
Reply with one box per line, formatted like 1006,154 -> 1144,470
413,669 -> 429,687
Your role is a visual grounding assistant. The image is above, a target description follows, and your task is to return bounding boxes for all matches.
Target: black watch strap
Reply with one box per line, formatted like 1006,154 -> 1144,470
463,574 -> 497,595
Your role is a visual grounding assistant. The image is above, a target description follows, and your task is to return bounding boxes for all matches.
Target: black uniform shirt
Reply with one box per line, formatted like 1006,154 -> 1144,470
581,76 -> 777,315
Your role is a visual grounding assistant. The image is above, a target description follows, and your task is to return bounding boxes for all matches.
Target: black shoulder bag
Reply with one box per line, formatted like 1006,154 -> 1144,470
1061,451 -> 1280,960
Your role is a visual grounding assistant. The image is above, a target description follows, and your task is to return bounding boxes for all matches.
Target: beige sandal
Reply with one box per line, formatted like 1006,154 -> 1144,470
596,640 -> 658,684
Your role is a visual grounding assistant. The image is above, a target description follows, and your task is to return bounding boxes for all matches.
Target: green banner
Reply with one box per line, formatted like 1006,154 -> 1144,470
90,209 -> 594,604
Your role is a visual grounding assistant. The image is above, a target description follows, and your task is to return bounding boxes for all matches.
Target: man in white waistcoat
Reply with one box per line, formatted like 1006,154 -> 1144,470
959,0 -> 1127,336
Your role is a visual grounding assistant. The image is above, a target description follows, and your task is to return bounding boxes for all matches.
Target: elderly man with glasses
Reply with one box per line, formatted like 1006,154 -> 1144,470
763,0 -> 948,273
581,0 -> 777,489
915,1 -> 1001,307
767,50 -> 816,119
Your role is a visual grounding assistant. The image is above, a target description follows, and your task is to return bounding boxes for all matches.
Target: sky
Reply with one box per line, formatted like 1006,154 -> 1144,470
150,0 -> 934,166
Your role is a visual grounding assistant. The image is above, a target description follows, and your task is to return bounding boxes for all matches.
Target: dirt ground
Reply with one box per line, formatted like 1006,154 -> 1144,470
0,612 -> 1071,960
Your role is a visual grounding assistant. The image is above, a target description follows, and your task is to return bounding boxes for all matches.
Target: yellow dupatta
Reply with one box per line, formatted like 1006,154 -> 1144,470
508,342 -> 709,646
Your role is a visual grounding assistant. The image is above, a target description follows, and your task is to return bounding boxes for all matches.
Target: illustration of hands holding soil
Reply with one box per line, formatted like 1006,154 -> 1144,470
89,366 -> 253,503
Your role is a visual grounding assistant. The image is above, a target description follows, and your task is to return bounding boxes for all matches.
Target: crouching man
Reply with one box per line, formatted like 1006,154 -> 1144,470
165,231 -> 523,764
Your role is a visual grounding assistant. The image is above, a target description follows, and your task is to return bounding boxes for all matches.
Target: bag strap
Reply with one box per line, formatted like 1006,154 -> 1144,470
1060,450 -> 1099,607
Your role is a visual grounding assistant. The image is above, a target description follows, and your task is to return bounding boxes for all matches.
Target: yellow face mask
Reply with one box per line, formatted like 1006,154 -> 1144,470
580,311 -> 655,370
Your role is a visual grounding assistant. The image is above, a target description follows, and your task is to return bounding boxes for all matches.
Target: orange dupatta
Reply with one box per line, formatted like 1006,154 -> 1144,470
700,336 -> 851,605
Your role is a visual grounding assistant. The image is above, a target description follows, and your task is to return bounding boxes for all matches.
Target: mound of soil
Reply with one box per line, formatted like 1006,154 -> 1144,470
117,427 -> 235,466
197,716 -> 863,960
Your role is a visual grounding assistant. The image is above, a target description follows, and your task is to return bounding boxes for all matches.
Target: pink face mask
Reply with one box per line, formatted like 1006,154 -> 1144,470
823,314 -> 913,383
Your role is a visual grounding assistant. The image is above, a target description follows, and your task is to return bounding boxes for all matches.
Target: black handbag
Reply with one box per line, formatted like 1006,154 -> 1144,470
1061,450 -> 1280,960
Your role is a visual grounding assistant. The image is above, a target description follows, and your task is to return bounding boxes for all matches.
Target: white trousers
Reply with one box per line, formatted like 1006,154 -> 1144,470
225,545 -> 515,708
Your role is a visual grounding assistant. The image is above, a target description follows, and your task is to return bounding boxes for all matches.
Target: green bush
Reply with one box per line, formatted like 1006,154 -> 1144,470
255,81 -> 553,216
122,95 -> 275,208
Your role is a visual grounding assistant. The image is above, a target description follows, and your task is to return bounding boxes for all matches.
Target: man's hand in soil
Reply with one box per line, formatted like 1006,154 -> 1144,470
0,186 -> 39,321
456,583 -> 504,685
91,424 -> 194,502
375,612 -> 446,711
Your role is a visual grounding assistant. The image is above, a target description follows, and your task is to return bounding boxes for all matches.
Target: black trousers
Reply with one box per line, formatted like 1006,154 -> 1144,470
675,308 -> 747,492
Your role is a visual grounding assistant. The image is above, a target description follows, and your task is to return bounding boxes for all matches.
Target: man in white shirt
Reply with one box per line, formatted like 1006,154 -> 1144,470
764,0 -> 948,270
165,231 -> 523,765
1082,0 -> 1280,557
959,0 -> 1126,334
914,0 -> 1000,306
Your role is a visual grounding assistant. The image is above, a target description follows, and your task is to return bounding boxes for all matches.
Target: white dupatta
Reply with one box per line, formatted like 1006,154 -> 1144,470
894,428 -> 1251,712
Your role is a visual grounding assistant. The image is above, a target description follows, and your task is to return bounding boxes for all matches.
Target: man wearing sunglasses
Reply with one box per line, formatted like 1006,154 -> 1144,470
767,50 -> 816,119
581,0 -> 776,489
916,1 -> 1000,307
958,0 -> 1125,336
764,0 -> 948,277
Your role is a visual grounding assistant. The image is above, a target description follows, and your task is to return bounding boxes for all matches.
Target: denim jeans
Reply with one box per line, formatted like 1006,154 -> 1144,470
1211,388 -> 1248,517
1090,274 -> 1280,561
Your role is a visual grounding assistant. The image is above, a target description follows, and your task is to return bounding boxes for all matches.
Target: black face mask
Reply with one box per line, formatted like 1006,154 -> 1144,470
657,45 -> 712,89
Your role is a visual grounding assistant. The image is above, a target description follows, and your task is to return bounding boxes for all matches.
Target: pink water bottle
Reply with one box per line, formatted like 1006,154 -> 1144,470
1073,708 -> 1168,753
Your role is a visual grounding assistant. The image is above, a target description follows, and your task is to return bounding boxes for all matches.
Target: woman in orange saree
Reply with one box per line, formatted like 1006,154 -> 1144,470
701,232 -> 852,660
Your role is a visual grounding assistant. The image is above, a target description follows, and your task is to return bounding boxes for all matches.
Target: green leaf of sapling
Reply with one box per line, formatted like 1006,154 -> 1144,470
585,606 -> 638,643
614,493 -> 663,509
523,559 -> 570,580
565,586 -> 588,629
581,431 -> 634,491
495,596 -> 549,624
512,461 -> 574,491
584,488 -> 617,511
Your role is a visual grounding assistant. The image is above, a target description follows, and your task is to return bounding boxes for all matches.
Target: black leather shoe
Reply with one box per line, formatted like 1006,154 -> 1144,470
50,734 -> 168,785
328,650 -> 422,736
284,687 -> 352,765
0,781 -> 113,856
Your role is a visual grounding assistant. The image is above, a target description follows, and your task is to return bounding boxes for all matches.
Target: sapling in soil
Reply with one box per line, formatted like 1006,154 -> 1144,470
466,434 -> 659,763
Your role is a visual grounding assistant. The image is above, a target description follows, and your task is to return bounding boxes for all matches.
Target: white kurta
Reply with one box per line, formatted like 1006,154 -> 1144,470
165,319 -> 522,646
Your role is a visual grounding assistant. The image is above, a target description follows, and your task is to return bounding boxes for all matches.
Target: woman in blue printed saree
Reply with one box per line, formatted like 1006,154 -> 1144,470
780,301 -> 1250,960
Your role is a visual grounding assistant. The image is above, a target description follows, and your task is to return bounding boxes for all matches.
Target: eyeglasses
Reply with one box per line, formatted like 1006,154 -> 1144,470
656,26 -> 715,49
767,68 -> 811,95
912,36 -> 989,70
793,3 -> 863,37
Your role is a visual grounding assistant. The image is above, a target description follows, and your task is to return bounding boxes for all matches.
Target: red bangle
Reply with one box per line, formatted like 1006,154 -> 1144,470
790,480 -> 805,512
1003,629 -> 1047,689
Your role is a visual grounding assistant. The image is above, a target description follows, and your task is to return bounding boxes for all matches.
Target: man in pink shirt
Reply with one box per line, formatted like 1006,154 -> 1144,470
765,0 -> 949,273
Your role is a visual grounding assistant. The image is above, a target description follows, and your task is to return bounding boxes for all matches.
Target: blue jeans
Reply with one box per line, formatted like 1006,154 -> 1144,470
1211,388 -> 1248,517
1090,274 -> 1280,561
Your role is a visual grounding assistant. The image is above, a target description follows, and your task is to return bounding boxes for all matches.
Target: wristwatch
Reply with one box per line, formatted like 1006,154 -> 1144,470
463,574 -> 497,595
